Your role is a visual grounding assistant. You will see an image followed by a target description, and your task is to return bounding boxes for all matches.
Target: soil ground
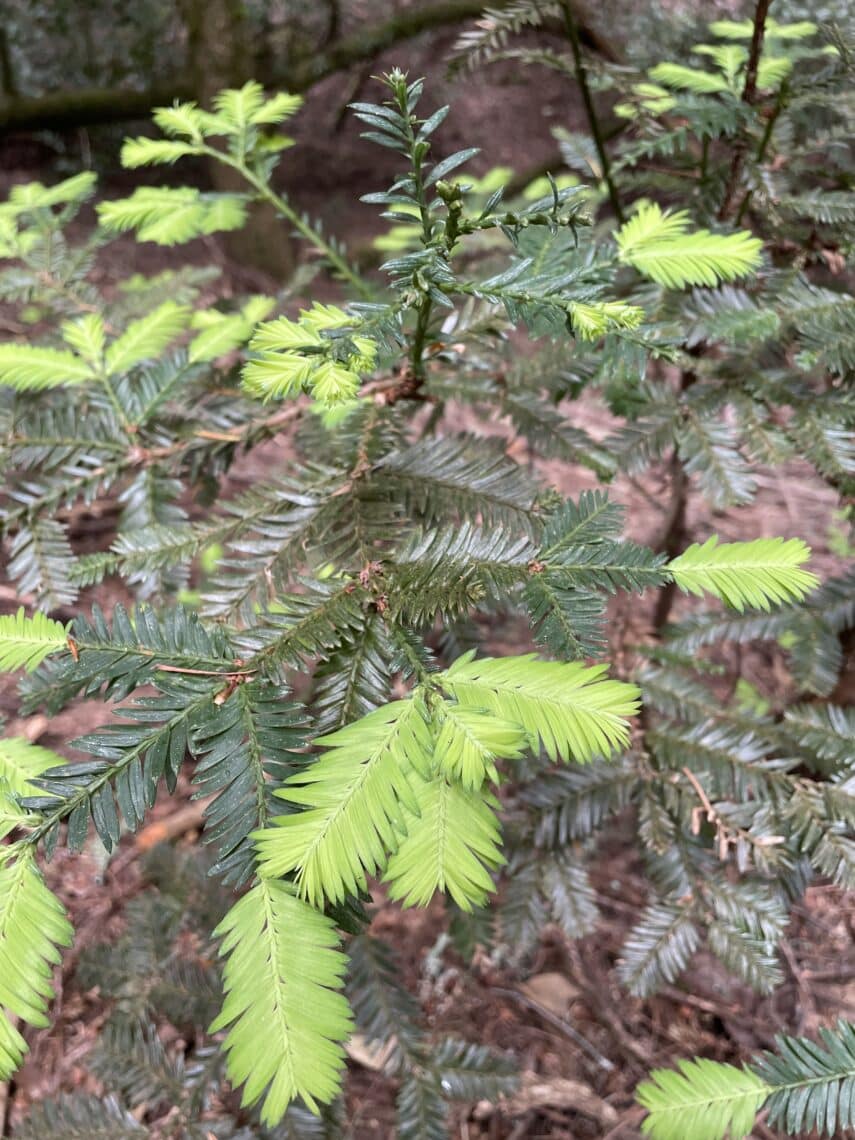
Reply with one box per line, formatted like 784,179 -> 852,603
1,16 -> 852,1139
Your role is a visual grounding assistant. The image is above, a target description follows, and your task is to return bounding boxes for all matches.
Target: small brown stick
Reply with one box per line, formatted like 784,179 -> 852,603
780,939 -> 816,1033
491,985 -> 615,1071
658,984 -> 739,1017
560,943 -> 653,1069
153,663 -> 253,678
135,800 -> 211,851
718,0 -> 773,220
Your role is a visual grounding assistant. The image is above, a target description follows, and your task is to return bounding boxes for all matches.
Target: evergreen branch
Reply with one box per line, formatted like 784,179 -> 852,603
255,698 -> 433,905
0,608 -> 68,673
384,771 -> 504,910
0,848 -> 74,1079
667,536 -> 819,612
211,879 -> 353,1122
439,653 -> 640,763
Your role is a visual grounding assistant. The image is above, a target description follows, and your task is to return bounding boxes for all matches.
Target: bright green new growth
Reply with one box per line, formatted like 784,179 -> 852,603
0,738 -> 65,840
211,880 -> 352,1123
667,537 -> 819,612
637,1059 -> 768,1140
256,654 -> 639,909
241,304 -> 376,404
440,653 -> 639,761
0,40 -> 847,1128
256,700 -> 434,906
0,609 -> 68,672
638,1020 -> 855,1139
0,302 -> 190,391
0,851 -> 74,1079
0,346 -> 94,391
385,774 -> 505,909
616,203 -> 763,289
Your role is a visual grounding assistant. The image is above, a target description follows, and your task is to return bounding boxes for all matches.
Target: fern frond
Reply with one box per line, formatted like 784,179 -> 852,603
396,1071 -> 448,1140
619,901 -> 700,996
255,699 -> 434,905
312,616 -> 396,734
346,934 -> 422,1069
524,578 -> 607,659
192,680 -> 306,885
640,1020 -> 855,1140
648,62 -> 731,95
782,704 -> 855,767
616,203 -> 762,289
435,703 -> 527,789
0,608 -> 68,672
667,536 -> 819,612
384,773 -> 504,910
20,603 -> 230,715
7,171 -> 97,212
439,653 -> 640,762
61,312 -> 105,367
88,1016 -> 188,1111
676,416 -> 756,508
433,1036 -> 518,1100
8,517 -> 78,609
0,849 -> 74,1079
29,676 -> 217,853
121,137 -> 200,168
522,759 -> 637,844
211,879 -> 353,1121
235,584 -> 365,669
377,435 -> 539,529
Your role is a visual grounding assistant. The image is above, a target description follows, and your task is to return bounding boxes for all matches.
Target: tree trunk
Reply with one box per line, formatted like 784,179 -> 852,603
0,1 -> 609,134
178,0 -> 296,280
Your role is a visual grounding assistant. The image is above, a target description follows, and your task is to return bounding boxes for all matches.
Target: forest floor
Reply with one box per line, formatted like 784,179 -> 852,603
1,23 -> 853,1139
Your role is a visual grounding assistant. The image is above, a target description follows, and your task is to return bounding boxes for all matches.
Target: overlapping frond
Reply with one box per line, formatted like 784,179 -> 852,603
0,850 -> 74,1079
438,653 -> 640,762
638,1059 -> 767,1140
0,737 -> 65,839
667,536 -> 818,611
104,301 -> 191,374
0,608 -> 68,672
639,1020 -> 855,1140
98,188 -> 247,245
211,880 -> 353,1121
384,773 -> 504,910
0,345 -> 94,390
192,680 -> 306,884
616,204 -> 762,288
255,699 -> 433,905
13,1094 -> 148,1139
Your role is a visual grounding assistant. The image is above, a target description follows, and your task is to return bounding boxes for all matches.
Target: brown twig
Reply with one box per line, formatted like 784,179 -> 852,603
492,985 -> 616,1071
560,1 -> 624,223
780,939 -> 816,1033
718,0 -> 772,221
560,944 -> 653,1069
135,799 -> 212,851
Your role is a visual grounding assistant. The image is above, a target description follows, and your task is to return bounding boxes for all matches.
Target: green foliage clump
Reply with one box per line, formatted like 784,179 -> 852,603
0,5 -> 852,1132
